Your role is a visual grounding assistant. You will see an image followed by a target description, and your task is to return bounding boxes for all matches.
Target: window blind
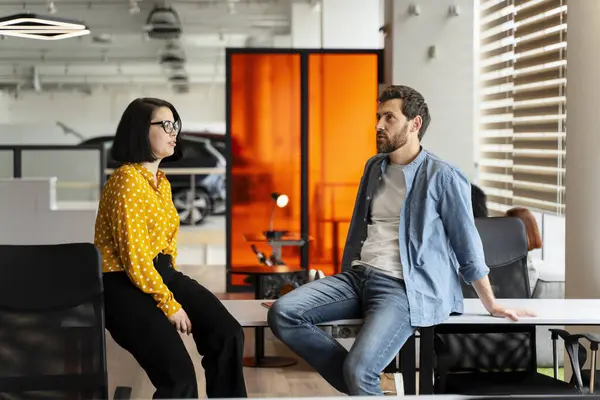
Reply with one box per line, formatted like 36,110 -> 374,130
478,0 -> 567,216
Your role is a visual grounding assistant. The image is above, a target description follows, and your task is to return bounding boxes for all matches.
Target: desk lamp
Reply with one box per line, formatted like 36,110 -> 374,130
264,192 -> 289,240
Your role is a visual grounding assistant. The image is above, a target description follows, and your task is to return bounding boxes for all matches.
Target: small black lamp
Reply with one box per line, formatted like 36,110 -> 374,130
264,192 -> 289,240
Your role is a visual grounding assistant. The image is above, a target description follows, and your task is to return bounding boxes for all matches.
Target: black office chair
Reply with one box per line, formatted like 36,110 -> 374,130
433,217 -> 583,395
550,329 -> 600,393
0,243 -> 132,399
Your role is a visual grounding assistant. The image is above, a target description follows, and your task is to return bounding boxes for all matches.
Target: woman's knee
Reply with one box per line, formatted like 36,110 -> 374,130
208,311 -> 245,348
223,318 -> 245,345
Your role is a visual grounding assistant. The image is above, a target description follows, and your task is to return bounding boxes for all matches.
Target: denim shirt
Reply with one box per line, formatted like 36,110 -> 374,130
341,148 -> 489,327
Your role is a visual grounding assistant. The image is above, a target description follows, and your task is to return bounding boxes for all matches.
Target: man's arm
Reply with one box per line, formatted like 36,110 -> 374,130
438,167 -> 489,285
472,274 -> 536,321
439,168 -> 536,321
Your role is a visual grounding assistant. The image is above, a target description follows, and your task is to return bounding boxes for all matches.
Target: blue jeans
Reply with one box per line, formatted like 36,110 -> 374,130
268,265 -> 415,396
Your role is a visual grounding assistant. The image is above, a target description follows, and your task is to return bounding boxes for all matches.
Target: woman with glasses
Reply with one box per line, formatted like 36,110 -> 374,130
94,98 -> 247,399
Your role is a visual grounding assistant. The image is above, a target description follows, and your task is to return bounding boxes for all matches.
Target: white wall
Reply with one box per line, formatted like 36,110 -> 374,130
0,83 -> 225,145
291,0 -> 383,49
291,2 -> 322,48
321,0 -> 382,49
0,178 -> 97,245
385,0 -> 476,180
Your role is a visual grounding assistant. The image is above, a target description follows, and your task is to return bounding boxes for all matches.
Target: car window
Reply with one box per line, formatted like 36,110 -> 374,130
176,140 -> 217,168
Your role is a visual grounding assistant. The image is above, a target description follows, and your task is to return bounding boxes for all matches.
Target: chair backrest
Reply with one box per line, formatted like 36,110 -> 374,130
0,243 -> 108,399
436,217 -> 536,374
462,217 -> 531,298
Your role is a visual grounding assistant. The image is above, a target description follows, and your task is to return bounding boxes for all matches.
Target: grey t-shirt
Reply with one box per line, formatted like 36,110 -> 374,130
352,163 -> 406,279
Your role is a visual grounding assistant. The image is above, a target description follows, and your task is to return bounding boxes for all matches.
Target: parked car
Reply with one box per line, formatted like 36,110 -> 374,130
80,134 -> 226,225
185,131 -> 226,157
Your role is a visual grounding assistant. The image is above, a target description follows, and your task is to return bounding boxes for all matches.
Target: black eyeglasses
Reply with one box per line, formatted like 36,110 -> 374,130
150,120 -> 180,134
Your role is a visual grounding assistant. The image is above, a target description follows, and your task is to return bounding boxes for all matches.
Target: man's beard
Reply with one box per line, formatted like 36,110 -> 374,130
376,123 -> 409,154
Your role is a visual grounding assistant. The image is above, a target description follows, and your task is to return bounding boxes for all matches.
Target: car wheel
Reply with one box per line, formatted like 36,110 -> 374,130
173,189 -> 211,225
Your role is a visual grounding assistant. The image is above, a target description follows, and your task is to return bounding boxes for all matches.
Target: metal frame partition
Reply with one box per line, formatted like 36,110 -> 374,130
225,48 -> 384,293
0,144 -> 107,191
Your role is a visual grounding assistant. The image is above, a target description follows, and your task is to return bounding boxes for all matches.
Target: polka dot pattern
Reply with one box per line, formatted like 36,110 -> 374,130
94,163 -> 181,317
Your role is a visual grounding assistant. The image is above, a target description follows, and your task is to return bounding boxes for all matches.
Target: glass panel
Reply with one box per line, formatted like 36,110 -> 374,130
229,53 -> 302,288
21,150 -> 102,204
0,151 -> 13,179
308,53 -> 379,276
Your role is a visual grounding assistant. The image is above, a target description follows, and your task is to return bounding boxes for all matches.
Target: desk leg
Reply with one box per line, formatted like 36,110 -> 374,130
418,327 -> 435,394
331,222 -> 340,274
401,334 -> 417,395
243,275 -> 298,368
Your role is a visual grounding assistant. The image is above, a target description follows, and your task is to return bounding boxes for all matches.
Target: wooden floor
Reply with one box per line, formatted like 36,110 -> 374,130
106,264 -> 363,398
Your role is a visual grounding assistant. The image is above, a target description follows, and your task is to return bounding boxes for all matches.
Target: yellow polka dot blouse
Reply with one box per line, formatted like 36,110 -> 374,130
94,163 -> 181,317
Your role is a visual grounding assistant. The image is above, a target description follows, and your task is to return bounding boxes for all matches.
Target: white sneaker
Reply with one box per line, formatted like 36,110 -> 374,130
308,269 -> 325,281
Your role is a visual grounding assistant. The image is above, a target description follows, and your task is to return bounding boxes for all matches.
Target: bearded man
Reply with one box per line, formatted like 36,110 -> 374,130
267,85 -> 534,396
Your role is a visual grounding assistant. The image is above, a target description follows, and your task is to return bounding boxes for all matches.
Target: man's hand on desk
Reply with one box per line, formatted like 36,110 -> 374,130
487,303 -> 537,321
472,275 -> 537,321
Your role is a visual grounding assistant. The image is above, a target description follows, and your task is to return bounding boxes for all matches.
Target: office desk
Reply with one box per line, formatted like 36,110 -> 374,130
417,298 -> 600,394
222,299 -> 600,395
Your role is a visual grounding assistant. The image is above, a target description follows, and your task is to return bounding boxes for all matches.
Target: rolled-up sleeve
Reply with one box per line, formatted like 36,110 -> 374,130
439,168 -> 489,284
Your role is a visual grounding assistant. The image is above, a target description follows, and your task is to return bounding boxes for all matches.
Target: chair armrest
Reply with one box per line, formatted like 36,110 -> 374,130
551,328 -> 600,345
548,329 -> 571,342
577,332 -> 600,346
114,386 -> 132,399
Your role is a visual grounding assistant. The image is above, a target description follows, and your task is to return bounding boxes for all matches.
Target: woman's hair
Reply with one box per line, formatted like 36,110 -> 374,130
471,184 -> 488,218
111,97 -> 183,163
505,207 -> 542,251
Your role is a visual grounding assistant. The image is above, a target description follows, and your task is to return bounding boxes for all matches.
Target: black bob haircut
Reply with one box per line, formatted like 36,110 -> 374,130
111,97 -> 183,164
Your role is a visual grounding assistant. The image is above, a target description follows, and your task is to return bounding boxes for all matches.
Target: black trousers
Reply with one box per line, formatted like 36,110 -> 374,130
103,254 -> 247,399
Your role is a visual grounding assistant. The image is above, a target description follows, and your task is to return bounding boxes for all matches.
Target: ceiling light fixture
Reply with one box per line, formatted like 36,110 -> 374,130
0,13 -> 90,40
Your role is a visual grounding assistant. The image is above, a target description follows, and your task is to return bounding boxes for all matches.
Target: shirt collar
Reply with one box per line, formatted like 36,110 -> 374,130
380,146 -> 427,174
131,163 -> 165,188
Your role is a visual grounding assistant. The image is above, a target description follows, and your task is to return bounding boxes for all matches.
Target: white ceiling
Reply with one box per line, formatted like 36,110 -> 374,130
0,0 -> 300,93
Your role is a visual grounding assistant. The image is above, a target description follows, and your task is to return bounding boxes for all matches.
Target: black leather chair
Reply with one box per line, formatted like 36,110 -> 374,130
0,243 -> 131,399
433,217 -> 583,395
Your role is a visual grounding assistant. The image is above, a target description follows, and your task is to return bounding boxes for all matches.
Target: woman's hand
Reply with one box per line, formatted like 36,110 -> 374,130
168,308 -> 192,335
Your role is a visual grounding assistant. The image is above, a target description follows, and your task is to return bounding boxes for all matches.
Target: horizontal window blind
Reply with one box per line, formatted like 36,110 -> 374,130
478,0 -> 567,216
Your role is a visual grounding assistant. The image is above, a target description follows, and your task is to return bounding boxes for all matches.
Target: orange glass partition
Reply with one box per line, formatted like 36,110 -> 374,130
307,54 -> 379,276
228,53 -> 302,288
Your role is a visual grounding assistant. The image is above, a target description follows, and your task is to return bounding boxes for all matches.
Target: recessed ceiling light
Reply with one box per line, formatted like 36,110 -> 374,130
0,13 -> 90,40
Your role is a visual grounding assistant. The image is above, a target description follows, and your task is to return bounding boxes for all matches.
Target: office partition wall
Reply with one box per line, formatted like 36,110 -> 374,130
227,49 -> 382,292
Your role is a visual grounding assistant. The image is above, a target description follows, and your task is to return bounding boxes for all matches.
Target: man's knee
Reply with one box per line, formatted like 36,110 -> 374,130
267,296 -> 302,340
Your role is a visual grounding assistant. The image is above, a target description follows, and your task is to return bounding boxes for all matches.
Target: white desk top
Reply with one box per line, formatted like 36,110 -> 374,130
222,298 -> 600,327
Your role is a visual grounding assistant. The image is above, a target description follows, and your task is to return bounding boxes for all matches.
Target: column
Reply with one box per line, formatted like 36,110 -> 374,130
0,91 -> 12,178
563,0 -> 600,376
0,91 -> 10,123
291,0 -> 383,49
384,0 -> 477,180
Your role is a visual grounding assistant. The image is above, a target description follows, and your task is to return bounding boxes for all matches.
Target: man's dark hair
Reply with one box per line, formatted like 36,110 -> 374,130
111,97 -> 183,163
378,85 -> 431,141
